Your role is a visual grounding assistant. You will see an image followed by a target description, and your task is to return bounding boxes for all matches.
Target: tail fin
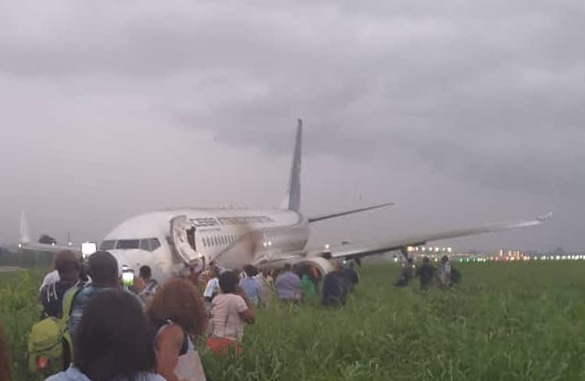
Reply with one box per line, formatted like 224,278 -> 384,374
280,119 -> 303,211
20,211 -> 31,245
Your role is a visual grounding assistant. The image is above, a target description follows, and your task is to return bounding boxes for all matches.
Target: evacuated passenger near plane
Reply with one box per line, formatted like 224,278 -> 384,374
275,264 -> 302,303
137,265 -> 160,306
39,250 -> 83,319
148,278 -> 208,381
203,265 -> 220,310
395,258 -> 415,287
67,252 -> 143,345
46,290 -> 163,381
415,257 -> 436,290
341,262 -> 359,293
239,265 -> 263,307
438,255 -> 452,288
207,271 -> 255,355
321,264 -> 349,307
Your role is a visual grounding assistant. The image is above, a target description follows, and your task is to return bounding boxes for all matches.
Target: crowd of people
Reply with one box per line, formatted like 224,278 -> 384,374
395,255 -> 461,289
0,249 -> 362,381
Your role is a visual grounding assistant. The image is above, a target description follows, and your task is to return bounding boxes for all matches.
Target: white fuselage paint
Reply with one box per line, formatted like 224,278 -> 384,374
102,208 -> 309,282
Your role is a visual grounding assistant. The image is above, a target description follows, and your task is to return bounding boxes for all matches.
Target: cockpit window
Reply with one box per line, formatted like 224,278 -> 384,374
140,239 -> 151,251
150,238 -> 161,251
100,240 -> 116,250
116,240 -> 140,250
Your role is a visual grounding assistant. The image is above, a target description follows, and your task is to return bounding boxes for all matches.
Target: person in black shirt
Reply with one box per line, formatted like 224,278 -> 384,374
39,250 -> 83,319
341,261 -> 359,292
321,264 -> 349,307
415,256 -> 436,290
395,258 -> 414,287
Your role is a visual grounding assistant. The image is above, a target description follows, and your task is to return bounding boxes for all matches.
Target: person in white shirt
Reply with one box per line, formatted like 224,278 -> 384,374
439,255 -> 452,287
203,265 -> 220,312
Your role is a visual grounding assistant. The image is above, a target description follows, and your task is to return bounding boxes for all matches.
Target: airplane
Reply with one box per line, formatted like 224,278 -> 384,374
17,211 -> 82,255
101,119 -> 552,282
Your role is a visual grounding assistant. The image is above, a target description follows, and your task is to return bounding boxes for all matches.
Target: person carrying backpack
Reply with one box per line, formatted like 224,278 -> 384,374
28,251 -> 84,376
39,251 -> 84,319
63,251 -> 143,368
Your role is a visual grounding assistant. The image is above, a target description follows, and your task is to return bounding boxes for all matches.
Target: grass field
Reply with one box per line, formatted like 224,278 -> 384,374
2,262 -> 585,381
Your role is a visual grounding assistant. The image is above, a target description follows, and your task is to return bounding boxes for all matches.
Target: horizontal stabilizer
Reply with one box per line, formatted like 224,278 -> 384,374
308,202 -> 395,223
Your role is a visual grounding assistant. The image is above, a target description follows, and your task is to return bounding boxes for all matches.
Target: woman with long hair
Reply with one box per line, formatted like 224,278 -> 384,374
45,289 -> 163,381
147,278 -> 208,381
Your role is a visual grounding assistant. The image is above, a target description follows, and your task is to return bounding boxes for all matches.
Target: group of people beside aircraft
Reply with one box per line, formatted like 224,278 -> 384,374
7,248 -> 362,381
395,255 -> 461,289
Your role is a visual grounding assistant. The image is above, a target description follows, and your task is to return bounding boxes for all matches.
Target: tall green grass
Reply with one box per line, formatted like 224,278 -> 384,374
2,263 -> 585,380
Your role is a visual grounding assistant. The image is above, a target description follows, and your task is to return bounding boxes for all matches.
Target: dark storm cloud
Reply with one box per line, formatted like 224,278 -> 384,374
0,0 -> 583,250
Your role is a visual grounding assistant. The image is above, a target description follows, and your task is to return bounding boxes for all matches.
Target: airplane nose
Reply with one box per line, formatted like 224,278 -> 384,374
108,251 -> 131,277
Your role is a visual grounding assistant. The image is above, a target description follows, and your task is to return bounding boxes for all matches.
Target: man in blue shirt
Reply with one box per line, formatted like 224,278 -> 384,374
68,252 -> 143,335
275,263 -> 301,302
67,252 -> 121,341
240,265 -> 262,306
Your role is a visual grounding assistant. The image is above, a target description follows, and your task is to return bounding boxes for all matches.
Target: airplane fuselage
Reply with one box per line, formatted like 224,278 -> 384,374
102,208 -> 310,282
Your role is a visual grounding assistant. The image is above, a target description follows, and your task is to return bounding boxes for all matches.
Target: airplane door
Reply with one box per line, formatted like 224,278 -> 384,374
170,215 -> 205,272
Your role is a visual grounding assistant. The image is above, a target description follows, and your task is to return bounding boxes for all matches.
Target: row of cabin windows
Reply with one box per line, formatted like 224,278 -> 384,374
202,234 -> 239,248
99,238 -> 162,252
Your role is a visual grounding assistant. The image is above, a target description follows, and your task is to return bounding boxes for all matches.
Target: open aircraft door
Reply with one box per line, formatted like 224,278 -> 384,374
170,215 -> 205,273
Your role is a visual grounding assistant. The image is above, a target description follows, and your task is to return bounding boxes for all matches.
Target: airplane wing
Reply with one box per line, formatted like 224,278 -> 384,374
308,202 -> 395,223
306,213 -> 553,260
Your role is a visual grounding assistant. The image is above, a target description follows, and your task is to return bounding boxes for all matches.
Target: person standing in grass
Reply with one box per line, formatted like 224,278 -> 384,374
256,269 -> 274,308
39,250 -> 83,319
300,271 -> 317,299
415,256 -> 436,290
438,255 -> 452,288
136,265 -> 160,306
239,265 -> 263,307
148,278 -> 208,381
321,264 -> 349,307
341,261 -> 360,292
275,263 -> 302,303
207,271 -> 255,355
46,289 -> 164,381
395,258 -> 415,287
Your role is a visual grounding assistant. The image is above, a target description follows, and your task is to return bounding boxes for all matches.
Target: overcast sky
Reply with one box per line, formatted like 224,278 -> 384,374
0,0 -> 583,252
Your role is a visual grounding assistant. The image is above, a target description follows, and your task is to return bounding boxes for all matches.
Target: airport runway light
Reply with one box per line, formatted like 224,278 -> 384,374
447,247 -> 452,253
51,242 -> 56,246
324,244 -> 330,250
68,241 -> 73,247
